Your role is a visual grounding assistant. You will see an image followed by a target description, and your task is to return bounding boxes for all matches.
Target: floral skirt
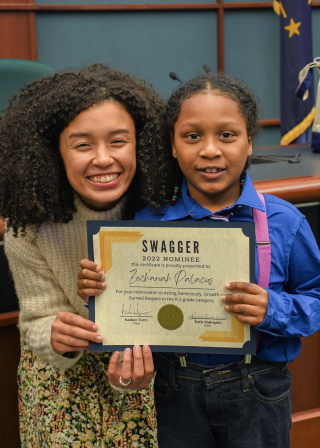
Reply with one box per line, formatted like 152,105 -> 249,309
18,341 -> 158,448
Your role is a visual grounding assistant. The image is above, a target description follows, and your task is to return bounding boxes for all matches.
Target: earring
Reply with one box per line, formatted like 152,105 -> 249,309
171,186 -> 180,205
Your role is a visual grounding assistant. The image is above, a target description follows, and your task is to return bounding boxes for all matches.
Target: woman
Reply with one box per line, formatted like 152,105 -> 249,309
0,64 -> 171,448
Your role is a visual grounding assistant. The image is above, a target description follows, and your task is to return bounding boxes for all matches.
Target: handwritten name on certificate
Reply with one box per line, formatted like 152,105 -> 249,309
87,221 -> 256,354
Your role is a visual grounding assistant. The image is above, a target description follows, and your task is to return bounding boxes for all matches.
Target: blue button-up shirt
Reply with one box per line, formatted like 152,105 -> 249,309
135,174 -> 320,365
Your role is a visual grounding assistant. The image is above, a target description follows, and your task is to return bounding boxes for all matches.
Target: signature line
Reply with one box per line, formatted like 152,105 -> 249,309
129,286 -> 216,290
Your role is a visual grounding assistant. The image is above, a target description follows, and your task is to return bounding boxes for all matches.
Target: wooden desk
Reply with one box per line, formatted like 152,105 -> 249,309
250,143 -> 320,204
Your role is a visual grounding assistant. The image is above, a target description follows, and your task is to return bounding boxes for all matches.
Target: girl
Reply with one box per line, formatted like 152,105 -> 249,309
0,63 -> 171,447
78,73 -> 320,448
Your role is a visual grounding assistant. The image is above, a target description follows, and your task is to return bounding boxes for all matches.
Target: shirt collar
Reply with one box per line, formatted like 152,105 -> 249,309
162,173 -> 265,221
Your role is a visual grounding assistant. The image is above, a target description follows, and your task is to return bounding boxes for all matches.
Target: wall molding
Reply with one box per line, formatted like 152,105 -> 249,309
259,119 -> 280,127
0,3 -> 246,11
0,2 -> 319,11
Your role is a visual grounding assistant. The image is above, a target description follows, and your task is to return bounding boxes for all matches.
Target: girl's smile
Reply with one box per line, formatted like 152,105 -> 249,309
172,91 -> 252,214
196,165 -> 226,179
59,100 -> 136,211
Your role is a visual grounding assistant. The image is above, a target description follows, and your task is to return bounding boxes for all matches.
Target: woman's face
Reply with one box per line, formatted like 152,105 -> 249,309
59,100 -> 136,211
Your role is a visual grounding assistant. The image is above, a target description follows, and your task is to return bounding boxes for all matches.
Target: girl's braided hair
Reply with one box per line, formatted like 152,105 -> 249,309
0,64 -> 171,234
156,72 -> 261,199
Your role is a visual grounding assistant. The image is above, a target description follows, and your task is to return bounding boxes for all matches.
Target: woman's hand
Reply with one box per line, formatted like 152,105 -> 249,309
108,345 -> 154,390
77,258 -> 106,303
221,282 -> 268,326
51,311 -> 103,355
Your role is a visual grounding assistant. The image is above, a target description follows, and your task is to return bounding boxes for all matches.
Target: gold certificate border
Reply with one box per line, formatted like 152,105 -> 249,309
99,230 -> 143,274
198,315 -> 244,342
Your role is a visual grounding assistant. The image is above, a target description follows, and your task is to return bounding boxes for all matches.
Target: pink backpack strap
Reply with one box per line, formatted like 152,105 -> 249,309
253,193 -> 271,289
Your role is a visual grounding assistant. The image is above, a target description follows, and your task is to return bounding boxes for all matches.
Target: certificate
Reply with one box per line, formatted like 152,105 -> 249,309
87,221 -> 256,355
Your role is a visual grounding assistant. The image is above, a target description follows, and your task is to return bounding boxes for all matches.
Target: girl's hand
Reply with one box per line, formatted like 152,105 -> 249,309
51,311 -> 103,355
221,282 -> 268,326
108,345 -> 154,390
77,258 -> 106,303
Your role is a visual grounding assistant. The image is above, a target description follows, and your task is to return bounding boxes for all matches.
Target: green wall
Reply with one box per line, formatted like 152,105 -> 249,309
35,1 -> 320,148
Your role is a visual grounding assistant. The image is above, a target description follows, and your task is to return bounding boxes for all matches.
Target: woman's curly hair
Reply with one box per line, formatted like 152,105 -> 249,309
154,72 -> 261,200
0,63 -> 172,234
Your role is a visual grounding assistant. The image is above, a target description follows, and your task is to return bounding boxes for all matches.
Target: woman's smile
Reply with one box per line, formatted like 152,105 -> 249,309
87,173 -> 121,186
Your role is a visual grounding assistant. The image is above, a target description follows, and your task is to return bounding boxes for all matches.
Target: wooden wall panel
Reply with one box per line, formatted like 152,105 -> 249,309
289,333 -> 320,414
0,0 -> 37,60
291,411 -> 320,448
0,324 -> 21,448
217,0 -> 224,73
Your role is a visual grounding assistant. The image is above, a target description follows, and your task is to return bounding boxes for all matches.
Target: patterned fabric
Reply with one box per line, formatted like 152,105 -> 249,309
18,342 -> 158,448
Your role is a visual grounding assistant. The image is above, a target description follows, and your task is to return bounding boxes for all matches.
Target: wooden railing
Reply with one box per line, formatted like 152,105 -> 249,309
0,310 -> 19,327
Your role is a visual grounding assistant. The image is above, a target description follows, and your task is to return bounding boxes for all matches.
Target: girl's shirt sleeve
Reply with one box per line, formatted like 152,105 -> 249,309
257,216 -> 320,337
5,228 -> 82,369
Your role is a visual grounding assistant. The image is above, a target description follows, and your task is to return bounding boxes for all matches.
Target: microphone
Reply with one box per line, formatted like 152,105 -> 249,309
203,65 -> 212,73
169,72 -> 183,84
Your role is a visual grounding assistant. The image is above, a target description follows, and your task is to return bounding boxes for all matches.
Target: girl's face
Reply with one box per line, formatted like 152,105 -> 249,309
59,100 -> 136,211
172,91 -> 252,213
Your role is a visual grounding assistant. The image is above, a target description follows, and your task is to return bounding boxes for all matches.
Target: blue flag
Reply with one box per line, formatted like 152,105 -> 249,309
274,0 -> 314,145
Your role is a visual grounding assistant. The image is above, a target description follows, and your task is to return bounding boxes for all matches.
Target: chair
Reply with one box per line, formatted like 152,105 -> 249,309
0,59 -> 54,310
0,58 -> 55,112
